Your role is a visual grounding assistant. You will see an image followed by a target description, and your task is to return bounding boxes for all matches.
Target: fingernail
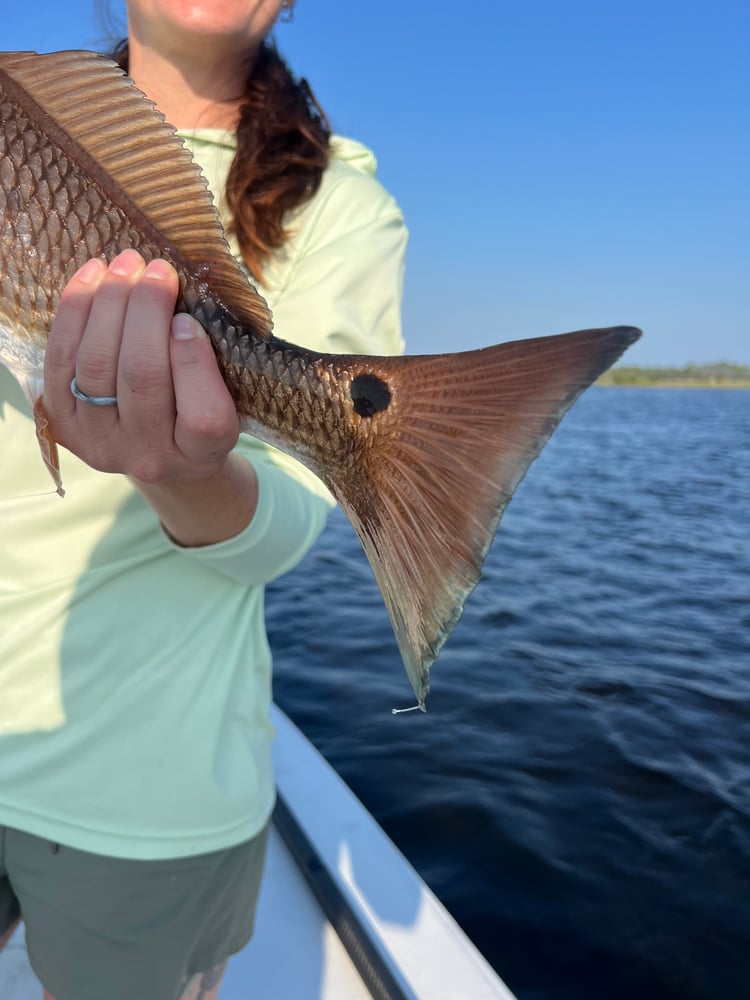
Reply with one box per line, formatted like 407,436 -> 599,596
172,314 -> 200,341
110,249 -> 143,276
144,259 -> 174,281
77,258 -> 105,285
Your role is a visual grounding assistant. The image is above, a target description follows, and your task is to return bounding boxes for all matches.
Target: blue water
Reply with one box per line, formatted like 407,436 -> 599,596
267,388 -> 750,1000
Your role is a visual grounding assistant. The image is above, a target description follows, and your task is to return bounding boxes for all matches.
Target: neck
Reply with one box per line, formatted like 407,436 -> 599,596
127,38 -> 254,130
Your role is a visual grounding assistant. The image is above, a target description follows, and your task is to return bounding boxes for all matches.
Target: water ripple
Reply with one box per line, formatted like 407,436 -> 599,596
269,389 -> 750,1000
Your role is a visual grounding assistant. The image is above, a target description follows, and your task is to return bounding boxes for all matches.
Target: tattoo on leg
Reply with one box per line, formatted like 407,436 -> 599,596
199,962 -> 227,1000
197,962 -> 226,997
179,961 -> 227,1000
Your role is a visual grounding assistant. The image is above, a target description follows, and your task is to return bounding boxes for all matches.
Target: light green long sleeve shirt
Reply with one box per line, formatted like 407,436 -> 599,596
0,133 -> 406,858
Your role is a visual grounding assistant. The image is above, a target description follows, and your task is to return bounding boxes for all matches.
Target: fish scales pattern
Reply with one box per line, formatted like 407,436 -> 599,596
222,338 -> 357,469
0,89 -> 148,353
0,82 -> 267,399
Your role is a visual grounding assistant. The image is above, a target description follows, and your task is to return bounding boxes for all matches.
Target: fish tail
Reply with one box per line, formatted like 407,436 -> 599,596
327,325 -> 641,708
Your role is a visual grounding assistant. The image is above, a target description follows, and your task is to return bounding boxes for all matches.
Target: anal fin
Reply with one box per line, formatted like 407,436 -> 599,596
33,397 -> 65,497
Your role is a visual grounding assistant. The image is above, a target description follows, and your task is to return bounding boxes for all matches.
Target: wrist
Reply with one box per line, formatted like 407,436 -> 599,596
132,454 -> 259,548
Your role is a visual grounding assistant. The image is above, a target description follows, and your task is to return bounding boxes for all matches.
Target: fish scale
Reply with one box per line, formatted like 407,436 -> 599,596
0,49 -> 640,707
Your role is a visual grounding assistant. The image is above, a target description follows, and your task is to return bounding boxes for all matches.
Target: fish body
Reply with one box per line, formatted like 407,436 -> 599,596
0,50 -> 640,708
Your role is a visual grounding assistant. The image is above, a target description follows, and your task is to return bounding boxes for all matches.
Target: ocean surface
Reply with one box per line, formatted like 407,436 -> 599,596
266,388 -> 750,1000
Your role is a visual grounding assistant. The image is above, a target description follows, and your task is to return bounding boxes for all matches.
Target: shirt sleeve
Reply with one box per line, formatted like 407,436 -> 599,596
168,435 -> 335,586
165,148 -> 408,585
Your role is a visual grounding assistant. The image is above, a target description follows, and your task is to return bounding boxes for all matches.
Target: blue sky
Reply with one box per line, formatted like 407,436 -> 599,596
5,1 -> 748,365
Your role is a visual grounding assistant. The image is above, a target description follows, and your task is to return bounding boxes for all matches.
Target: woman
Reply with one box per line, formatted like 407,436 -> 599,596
0,1 -> 406,998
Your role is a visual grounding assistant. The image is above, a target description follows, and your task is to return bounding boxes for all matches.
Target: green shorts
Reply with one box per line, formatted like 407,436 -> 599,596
0,822 -> 269,1000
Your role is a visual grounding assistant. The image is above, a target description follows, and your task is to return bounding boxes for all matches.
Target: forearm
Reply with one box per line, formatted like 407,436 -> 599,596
133,452 -> 259,548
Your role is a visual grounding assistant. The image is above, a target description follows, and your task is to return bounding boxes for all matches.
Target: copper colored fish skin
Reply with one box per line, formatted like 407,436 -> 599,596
0,50 -> 641,708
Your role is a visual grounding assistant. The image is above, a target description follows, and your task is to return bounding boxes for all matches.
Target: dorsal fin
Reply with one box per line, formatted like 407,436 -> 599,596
0,49 -> 271,337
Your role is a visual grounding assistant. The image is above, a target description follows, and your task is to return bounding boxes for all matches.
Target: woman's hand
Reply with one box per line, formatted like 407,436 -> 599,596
44,248 -> 239,481
44,249 -> 259,546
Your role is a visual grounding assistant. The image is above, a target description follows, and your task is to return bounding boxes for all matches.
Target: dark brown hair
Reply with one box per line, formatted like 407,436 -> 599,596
112,41 -> 331,281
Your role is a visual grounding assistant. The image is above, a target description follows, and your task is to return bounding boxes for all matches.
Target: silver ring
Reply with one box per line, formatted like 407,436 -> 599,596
70,376 -> 118,407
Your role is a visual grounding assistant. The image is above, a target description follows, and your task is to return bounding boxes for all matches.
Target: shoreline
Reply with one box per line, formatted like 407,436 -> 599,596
597,363 -> 750,389
597,380 -> 750,389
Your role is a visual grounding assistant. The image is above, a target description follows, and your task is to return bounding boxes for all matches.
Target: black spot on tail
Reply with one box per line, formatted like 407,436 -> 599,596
351,373 -> 391,417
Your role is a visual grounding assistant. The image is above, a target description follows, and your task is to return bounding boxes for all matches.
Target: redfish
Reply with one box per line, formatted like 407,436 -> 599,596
0,50 -> 640,708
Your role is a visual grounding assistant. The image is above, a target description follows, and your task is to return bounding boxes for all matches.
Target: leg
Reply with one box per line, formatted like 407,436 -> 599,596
0,926 -> 59,1000
178,961 -> 227,1000
41,961 -> 228,1000
10,825 -> 267,1000
39,961 -> 228,1000
0,917 -> 20,951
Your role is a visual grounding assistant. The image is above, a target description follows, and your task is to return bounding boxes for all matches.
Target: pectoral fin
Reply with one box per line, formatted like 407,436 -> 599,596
33,397 -> 65,497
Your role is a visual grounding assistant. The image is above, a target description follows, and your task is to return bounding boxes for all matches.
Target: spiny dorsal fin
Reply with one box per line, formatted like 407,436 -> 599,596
0,49 -> 271,337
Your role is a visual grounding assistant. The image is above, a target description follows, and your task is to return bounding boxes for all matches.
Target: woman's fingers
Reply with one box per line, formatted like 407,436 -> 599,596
43,257 -> 108,424
77,249 -> 146,400
44,251 -> 239,482
114,258 -> 181,478
169,314 -> 240,467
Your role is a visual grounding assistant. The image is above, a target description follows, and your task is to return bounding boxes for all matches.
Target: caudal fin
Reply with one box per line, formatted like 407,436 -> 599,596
328,325 -> 641,708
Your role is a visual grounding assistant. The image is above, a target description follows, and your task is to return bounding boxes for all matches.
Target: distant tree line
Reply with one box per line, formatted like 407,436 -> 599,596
598,362 -> 750,387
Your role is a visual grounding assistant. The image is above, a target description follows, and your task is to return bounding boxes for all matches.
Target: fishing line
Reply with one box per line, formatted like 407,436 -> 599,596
0,489 -> 59,500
